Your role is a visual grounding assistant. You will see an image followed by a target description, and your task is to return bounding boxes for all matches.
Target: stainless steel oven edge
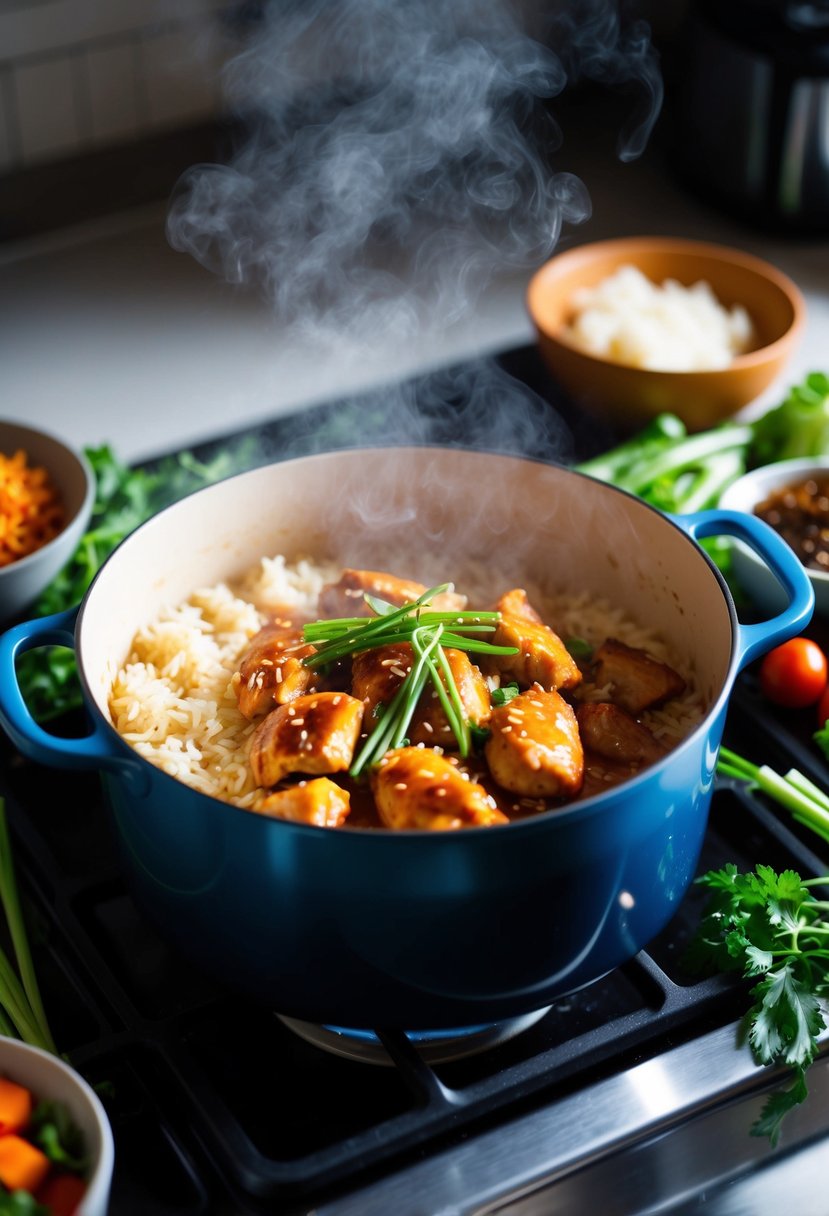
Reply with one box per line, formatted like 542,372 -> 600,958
316,1021 -> 829,1216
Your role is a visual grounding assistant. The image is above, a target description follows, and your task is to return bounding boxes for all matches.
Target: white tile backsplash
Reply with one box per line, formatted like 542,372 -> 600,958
0,0 -> 218,60
86,40 -> 141,146
139,24 -> 221,130
14,55 -> 84,164
0,70 -> 15,171
0,1 -> 237,172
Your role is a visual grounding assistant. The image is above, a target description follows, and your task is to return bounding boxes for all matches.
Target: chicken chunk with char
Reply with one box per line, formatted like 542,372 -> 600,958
249,691 -> 364,788
592,638 -> 687,715
576,701 -> 666,767
233,621 -> 318,719
483,612 -> 582,693
485,687 -> 584,798
371,747 -> 507,830
256,777 -> 352,827
319,569 -> 467,619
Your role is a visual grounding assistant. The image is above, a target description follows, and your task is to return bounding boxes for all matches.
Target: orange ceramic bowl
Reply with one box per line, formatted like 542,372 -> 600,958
526,237 -> 805,433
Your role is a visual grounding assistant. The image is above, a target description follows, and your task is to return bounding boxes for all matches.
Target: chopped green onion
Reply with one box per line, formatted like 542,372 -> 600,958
323,586 -> 518,775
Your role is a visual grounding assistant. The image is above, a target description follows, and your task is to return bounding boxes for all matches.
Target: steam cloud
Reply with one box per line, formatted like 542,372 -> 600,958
167,0 -> 662,352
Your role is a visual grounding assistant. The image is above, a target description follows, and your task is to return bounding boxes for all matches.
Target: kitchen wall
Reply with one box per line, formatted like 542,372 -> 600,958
0,0 -> 241,170
0,0 -> 262,240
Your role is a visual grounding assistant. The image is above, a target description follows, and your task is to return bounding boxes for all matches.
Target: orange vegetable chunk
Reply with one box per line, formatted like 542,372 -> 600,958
37,1171 -> 88,1216
0,1131 -> 50,1192
0,1076 -> 32,1134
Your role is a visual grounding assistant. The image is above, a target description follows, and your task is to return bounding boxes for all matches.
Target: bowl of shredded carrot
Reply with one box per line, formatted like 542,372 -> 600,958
0,423 -> 94,626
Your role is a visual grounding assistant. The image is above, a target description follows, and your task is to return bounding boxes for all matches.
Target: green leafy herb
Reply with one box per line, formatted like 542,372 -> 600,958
574,371 -> 829,584
31,1100 -> 88,1172
303,586 -> 518,776
0,1190 -> 49,1214
750,371 -> 829,466
685,745 -> 829,1143
491,681 -> 520,706
686,862 -> 829,1147
17,438 -> 261,723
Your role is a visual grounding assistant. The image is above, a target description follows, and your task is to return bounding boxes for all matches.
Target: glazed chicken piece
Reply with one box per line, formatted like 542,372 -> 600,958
351,643 -> 491,748
592,638 -> 686,715
371,747 -> 507,830
576,701 -> 666,767
485,687 -> 584,798
493,587 -> 544,624
255,777 -> 351,827
483,613 -> 582,693
249,691 -> 364,788
318,569 -> 467,618
233,622 -> 318,719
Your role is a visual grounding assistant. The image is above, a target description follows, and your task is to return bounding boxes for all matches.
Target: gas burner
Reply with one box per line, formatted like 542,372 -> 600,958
276,1007 -> 552,1065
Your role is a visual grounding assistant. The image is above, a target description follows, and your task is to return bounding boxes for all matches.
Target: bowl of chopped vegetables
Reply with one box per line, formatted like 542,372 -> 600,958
0,1036 -> 114,1215
527,236 -> 805,433
0,423 -> 95,627
719,454 -> 829,617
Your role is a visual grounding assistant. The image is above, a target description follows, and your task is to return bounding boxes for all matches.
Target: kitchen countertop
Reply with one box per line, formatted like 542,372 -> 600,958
1,94 -> 828,465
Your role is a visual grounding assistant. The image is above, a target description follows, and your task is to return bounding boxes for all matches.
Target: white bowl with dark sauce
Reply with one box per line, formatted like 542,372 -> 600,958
719,456 -> 829,617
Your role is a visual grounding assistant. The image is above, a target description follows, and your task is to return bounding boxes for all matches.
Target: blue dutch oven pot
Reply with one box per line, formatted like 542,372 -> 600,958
0,448 -> 815,1030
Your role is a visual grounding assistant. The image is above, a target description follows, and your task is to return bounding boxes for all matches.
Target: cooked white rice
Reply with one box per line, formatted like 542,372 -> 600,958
561,264 -> 755,372
107,556 -> 706,810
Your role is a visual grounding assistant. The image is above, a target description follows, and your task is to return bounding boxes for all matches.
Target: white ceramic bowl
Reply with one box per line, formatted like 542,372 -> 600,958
0,422 -> 95,627
0,1036 -> 114,1215
719,456 -> 829,616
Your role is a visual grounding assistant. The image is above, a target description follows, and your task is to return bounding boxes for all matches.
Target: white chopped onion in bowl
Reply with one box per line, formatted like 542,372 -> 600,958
560,264 -> 756,372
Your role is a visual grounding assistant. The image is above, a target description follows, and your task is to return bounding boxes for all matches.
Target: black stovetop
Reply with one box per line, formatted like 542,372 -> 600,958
2,345 -> 828,1216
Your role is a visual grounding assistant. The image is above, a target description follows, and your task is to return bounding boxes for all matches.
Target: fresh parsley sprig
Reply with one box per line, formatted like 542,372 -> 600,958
686,863 -> 829,1146
303,585 -> 517,774
686,744 -> 829,1144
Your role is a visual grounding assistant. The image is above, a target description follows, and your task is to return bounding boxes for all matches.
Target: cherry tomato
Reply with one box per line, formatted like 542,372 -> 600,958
759,638 -> 829,709
817,683 -> 829,729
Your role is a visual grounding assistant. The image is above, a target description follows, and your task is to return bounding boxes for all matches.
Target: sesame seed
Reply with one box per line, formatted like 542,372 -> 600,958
291,717 -> 304,726
394,782 -> 408,790
300,729 -> 308,741
276,669 -> 283,683
436,788 -> 447,797
391,666 -> 407,679
501,725 -> 513,733
422,721 -> 434,733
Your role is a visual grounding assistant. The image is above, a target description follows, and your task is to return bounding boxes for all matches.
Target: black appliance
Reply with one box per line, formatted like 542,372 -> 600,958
2,343 -> 829,1215
670,0 -> 829,235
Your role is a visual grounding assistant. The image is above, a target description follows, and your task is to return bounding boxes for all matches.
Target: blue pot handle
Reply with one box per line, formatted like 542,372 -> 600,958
673,508 -> 815,671
0,607 -> 149,794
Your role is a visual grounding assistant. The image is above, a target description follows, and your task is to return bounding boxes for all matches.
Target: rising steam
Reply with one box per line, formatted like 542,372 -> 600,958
167,0 -> 662,352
